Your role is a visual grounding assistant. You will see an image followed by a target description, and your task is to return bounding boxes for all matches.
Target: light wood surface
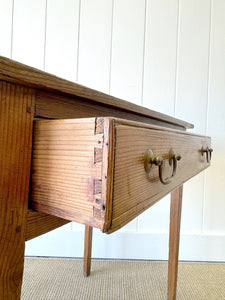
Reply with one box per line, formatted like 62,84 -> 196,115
0,81 -> 35,299
110,120 -> 210,232
31,117 -> 211,233
35,90 -> 185,130
167,186 -> 183,300
0,57 -> 212,300
83,225 -> 93,277
26,210 -> 70,241
0,55 -> 193,130
31,118 -> 110,230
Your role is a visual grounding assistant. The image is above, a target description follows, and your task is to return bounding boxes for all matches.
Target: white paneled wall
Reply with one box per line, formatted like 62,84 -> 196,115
45,0 -> 80,81
1,0 -> 224,261
78,0 -> 113,93
110,0 -> 146,104
12,0 -> 46,69
175,0 -> 211,235
0,0 -> 13,56
143,0 -> 178,115
205,0 -> 225,234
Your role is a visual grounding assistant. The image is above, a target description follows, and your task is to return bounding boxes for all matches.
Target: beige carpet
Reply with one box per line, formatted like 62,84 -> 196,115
21,258 -> 225,300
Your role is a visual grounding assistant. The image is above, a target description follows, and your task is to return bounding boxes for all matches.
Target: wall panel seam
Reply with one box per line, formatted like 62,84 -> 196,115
10,0 -> 15,58
174,0 -> 180,118
202,0 -> 213,234
76,0 -> 82,83
206,0 -> 213,137
140,0 -> 147,108
108,0 -> 115,94
137,0 -> 148,233
43,0 -> 48,71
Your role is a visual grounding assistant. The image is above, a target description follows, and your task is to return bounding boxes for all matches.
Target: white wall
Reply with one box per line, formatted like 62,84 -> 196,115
1,0 -> 224,261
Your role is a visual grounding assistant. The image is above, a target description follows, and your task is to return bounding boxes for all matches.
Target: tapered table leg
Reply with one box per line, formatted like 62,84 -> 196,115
83,225 -> 93,277
167,185 -> 183,300
0,82 -> 35,299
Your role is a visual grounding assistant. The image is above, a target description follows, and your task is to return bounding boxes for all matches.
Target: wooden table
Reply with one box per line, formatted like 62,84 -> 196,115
0,56 -> 211,299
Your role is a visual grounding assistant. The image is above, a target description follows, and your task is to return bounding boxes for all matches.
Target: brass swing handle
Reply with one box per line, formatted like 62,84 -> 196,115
144,148 -> 182,185
200,146 -> 213,163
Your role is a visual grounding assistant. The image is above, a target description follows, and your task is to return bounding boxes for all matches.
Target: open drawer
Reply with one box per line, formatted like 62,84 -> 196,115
31,117 -> 211,233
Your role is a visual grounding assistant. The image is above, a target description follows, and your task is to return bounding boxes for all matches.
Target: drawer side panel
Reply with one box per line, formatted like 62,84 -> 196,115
31,118 -> 107,229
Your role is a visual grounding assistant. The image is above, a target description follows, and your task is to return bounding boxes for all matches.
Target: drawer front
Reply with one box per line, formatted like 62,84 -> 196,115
31,117 -> 211,233
110,121 -> 211,232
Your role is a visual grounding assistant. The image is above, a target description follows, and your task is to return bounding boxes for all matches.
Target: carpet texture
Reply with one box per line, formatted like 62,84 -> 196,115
21,258 -> 225,300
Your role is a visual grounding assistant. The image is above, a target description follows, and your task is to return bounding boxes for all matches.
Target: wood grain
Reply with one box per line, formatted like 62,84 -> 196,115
26,210 -> 70,241
0,56 -> 212,300
31,118 -> 109,230
110,122 -> 210,232
31,117 -> 211,234
35,91 -> 186,131
0,81 -> 35,299
0,55 -> 193,130
167,186 -> 183,300
83,225 -> 93,277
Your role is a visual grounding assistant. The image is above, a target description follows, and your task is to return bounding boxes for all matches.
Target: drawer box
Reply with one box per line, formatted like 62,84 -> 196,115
31,117 -> 211,233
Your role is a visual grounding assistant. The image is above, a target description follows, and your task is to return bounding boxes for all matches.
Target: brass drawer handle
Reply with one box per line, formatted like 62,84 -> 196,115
144,148 -> 182,185
200,146 -> 213,163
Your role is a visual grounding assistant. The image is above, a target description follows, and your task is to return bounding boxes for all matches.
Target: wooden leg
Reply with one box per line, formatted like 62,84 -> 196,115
167,185 -> 183,300
0,82 -> 35,299
83,225 -> 93,277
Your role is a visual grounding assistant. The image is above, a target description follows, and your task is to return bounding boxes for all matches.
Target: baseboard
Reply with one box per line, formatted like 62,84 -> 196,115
25,228 -> 225,262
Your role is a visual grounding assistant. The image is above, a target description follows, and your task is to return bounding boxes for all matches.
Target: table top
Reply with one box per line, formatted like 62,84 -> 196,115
0,55 -> 193,130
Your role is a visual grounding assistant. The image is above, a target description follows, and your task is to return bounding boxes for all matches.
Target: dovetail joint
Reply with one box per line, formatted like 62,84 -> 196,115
95,117 -> 104,135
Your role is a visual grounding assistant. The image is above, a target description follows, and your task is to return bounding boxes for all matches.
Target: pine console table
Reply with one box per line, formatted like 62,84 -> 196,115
0,56 -> 212,299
